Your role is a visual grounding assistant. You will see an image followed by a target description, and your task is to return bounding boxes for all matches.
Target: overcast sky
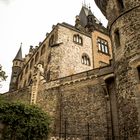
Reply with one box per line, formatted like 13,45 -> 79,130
0,0 -> 107,93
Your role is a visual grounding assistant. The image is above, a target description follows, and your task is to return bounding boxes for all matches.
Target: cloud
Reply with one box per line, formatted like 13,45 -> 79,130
0,0 -> 12,5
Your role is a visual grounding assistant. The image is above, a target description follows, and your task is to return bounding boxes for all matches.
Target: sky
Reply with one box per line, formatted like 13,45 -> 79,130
0,0 -> 108,93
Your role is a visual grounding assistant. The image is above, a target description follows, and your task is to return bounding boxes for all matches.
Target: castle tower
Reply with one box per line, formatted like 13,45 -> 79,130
9,44 -> 23,91
78,5 -> 101,31
95,0 -> 140,139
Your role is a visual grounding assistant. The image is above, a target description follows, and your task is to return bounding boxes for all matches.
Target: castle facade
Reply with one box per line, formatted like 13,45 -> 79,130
3,1 -> 140,139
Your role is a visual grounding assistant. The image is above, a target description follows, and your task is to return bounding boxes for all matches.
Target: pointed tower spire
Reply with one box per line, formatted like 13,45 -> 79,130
14,43 -> 23,61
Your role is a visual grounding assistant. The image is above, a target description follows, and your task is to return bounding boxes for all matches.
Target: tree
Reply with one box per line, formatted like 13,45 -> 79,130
0,64 -> 7,82
0,101 -> 51,140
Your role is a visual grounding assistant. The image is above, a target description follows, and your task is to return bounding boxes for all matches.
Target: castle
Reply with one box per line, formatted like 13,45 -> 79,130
3,0 -> 140,139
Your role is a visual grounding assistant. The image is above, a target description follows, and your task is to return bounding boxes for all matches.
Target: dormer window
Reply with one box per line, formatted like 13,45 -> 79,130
82,54 -> 90,66
73,34 -> 83,45
97,37 -> 109,54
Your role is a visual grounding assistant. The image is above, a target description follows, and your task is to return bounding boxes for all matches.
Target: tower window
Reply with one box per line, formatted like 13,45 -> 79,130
73,34 -> 83,45
117,0 -> 124,12
114,29 -> 120,48
88,16 -> 93,23
41,44 -> 46,55
82,54 -> 90,66
137,66 -> 140,81
97,37 -> 109,54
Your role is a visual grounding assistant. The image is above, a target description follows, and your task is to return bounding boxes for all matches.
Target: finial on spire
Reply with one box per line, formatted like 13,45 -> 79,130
89,3 -> 91,10
84,0 -> 86,6
20,42 -> 22,48
82,0 -> 89,8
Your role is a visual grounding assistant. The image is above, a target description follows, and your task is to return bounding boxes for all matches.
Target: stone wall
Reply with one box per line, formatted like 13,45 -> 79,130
2,86 -> 31,104
53,24 -> 93,78
102,0 -> 140,139
35,63 -> 114,139
3,62 -> 114,139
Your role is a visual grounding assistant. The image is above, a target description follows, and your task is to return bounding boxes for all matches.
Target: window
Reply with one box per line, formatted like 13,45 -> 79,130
82,54 -> 90,66
49,35 -> 54,46
20,73 -> 23,81
28,74 -> 33,85
25,65 -> 29,74
47,53 -> 51,64
35,52 -> 39,62
137,66 -> 140,80
73,34 -> 83,45
30,58 -> 34,69
114,29 -> 120,48
88,16 -> 93,23
117,0 -> 124,12
41,44 -> 46,55
46,70 -> 50,81
24,80 -> 26,87
97,38 -> 109,54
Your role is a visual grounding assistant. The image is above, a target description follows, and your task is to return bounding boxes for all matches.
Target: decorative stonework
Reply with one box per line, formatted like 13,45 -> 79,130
31,63 -> 46,104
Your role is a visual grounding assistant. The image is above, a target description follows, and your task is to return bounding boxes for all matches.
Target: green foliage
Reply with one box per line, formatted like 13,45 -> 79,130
0,64 -> 7,82
0,101 -> 51,140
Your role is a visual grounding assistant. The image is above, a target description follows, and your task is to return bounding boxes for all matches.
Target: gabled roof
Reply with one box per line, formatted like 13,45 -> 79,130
78,6 -> 101,27
14,44 -> 22,61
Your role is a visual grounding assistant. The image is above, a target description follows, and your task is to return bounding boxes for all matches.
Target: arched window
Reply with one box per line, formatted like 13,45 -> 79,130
24,80 -> 26,87
20,73 -> 23,81
25,64 -> 29,74
35,52 -> 39,62
73,34 -> 83,45
81,54 -> 90,66
114,29 -> 120,48
73,35 -> 76,42
49,35 -> 54,46
28,74 -> 33,85
30,58 -> 34,69
41,44 -> 46,55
